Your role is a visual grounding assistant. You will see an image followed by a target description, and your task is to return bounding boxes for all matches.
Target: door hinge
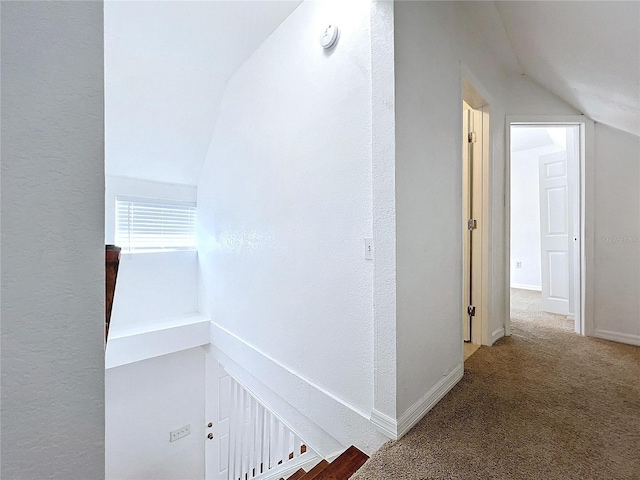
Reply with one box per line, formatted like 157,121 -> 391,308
468,132 -> 477,143
467,219 -> 477,230
467,305 -> 476,317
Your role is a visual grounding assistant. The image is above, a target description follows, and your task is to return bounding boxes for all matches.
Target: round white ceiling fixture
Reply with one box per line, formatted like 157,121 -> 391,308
320,24 -> 339,49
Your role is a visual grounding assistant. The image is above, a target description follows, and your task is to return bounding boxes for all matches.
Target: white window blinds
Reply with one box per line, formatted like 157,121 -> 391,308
115,197 -> 197,252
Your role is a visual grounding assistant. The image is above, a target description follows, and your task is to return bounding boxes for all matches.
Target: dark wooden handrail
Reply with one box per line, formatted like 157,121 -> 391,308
105,245 -> 121,343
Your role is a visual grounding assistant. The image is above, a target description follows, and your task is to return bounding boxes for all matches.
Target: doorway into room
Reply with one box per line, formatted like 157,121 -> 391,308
508,122 -> 584,335
461,81 -> 490,360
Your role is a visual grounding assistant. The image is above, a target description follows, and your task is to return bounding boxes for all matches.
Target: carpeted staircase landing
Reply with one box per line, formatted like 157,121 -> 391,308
352,290 -> 640,480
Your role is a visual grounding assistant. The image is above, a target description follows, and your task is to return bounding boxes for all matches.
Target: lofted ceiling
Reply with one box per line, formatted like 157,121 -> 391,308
106,1 -> 639,187
105,0 -> 302,186
495,1 -> 640,136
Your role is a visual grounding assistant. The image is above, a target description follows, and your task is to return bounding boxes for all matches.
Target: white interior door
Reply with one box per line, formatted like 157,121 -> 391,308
205,350 -> 231,480
539,151 -> 570,315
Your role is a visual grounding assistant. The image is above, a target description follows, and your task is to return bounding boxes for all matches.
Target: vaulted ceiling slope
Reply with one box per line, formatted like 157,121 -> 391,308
105,1 -> 302,185
495,1 -> 640,136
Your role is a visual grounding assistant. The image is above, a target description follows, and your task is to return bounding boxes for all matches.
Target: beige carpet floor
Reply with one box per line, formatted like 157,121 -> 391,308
352,290 -> 640,480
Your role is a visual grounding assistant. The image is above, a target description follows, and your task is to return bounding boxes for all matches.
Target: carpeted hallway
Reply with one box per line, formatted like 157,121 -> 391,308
352,290 -> 640,480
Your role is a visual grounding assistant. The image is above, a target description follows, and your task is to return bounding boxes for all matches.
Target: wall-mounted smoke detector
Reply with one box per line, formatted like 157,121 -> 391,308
320,24 -> 339,49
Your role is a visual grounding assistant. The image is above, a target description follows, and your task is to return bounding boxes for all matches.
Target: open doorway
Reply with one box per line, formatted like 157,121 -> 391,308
508,123 -> 583,335
462,79 -> 491,360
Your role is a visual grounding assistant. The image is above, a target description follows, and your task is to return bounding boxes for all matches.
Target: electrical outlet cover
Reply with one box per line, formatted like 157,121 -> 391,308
170,424 -> 191,442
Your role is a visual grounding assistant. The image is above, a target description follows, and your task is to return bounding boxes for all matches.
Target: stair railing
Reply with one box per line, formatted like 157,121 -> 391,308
227,376 -> 310,480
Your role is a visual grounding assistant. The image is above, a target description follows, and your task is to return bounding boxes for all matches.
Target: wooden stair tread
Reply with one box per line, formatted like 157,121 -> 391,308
312,446 -> 369,480
286,468 -> 307,480
300,459 -> 329,480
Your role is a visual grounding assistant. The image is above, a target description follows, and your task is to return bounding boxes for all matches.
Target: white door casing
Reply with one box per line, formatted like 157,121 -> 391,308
462,107 -> 471,343
506,116 -> 593,339
462,104 -> 484,344
566,126 -> 580,329
205,350 -> 231,480
539,151 -> 570,315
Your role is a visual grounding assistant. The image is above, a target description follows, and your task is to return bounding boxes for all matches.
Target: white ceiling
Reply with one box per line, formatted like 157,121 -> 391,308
106,1 -> 640,186
495,1 -> 640,136
105,0 -> 302,185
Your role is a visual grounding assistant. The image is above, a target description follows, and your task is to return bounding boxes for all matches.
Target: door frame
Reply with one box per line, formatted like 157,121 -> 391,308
505,115 -> 595,337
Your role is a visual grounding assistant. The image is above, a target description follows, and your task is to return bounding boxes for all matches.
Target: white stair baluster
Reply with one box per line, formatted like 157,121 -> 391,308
281,425 -> 289,466
249,396 -> 256,478
228,380 -> 237,480
221,373 -> 315,480
294,435 -> 302,459
235,382 -> 243,480
261,409 -> 269,473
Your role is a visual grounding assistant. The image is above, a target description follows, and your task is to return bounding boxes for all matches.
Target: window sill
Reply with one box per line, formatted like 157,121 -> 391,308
120,248 -> 197,255
105,313 -> 210,369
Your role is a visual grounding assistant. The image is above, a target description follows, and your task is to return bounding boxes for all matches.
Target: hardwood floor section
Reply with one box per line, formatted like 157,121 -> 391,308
313,446 -> 369,480
301,460 -> 329,480
284,446 -> 369,480
286,468 -> 307,480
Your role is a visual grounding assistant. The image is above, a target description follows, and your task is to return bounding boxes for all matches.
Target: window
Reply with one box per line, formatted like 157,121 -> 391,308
115,196 -> 196,253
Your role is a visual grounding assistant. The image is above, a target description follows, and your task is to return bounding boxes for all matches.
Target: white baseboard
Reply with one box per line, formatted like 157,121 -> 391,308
491,327 -> 505,345
210,322 -> 389,457
567,313 -> 575,321
371,364 -> 464,440
592,329 -> 640,347
510,284 -> 542,292
397,363 -> 464,438
370,409 -> 398,439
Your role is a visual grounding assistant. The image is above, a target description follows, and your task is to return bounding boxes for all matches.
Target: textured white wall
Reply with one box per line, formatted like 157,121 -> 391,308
593,125 -> 640,342
109,251 -> 199,336
198,0 -> 377,417
1,2 -> 105,478
370,0 -> 398,424
106,348 -> 205,480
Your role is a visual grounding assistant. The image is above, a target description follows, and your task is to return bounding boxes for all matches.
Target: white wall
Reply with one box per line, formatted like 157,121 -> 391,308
106,348 -> 206,480
109,251 -> 199,335
592,125 -> 640,344
394,1 -> 463,416
1,2 -> 105,478
393,1 -> 580,417
198,0 -> 389,451
510,147 -> 542,289
447,3 -> 639,348
106,176 -> 199,336
510,142 -> 565,290
370,0 -> 398,427
453,2 -> 579,345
